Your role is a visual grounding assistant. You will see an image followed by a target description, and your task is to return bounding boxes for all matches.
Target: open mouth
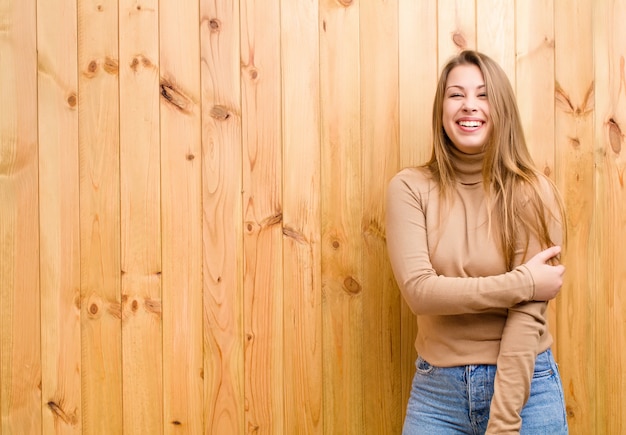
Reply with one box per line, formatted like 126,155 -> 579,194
457,120 -> 483,129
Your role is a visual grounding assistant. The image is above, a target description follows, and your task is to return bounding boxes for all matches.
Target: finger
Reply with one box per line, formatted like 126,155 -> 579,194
537,245 -> 561,262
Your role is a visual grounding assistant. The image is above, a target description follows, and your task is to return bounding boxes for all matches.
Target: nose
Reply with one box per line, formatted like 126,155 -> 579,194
462,99 -> 477,112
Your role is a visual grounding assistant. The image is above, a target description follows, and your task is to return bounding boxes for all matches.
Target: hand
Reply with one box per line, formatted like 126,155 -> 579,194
524,246 -> 565,301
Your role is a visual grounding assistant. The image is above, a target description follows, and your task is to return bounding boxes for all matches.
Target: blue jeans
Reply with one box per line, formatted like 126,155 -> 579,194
403,349 -> 568,434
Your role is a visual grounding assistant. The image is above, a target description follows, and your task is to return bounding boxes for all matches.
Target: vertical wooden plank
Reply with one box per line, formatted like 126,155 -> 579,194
77,2 -> 123,433
360,0 -> 401,433
160,0 -> 203,432
319,0 -> 363,433
593,0 -> 626,433
437,0 -> 476,66
476,0 -> 515,80
516,0 -> 559,354
37,0 -> 81,432
240,0 -> 285,433
0,0 -> 41,432
398,0 -> 438,167
397,0 -> 437,413
77,0 -> 122,432
516,0 -> 555,175
281,0 -> 323,433
554,0 -> 596,433
119,0 -> 162,433
200,1 -> 244,433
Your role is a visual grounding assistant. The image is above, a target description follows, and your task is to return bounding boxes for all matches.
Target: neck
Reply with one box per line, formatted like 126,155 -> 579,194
449,145 -> 485,185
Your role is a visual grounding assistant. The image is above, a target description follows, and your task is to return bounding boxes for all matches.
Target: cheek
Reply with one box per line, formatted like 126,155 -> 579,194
441,107 -> 455,127
441,117 -> 454,137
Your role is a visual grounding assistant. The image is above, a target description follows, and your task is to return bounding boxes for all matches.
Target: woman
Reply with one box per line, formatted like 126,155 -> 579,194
386,50 -> 568,434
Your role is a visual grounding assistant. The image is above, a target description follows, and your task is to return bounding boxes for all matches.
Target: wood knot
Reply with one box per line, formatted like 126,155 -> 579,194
363,218 -> 385,241
210,105 -> 231,121
87,60 -> 98,75
67,93 -> 77,108
452,32 -> 467,49
261,212 -> 283,228
343,276 -> 362,294
543,166 -> 552,177
160,79 -> 194,114
103,57 -> 119,75
88,303 -> 99,317
283,226 -> 308,244
608,118 -> 623,154
283,226 -> 309,244
107,302 -> 123,319
130,57 -> 140,71
145,298 -> 162,315
569,136 -> 581,148
209,18 -> 221,31
47,401 -> 78,425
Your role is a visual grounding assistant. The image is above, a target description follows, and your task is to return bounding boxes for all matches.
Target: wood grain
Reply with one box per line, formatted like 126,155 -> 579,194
593,1 -> 626,433
398,0 -> 438,167
554,0 -> 596,432
200,1 -> 244,433
1,1 -> 625,433
516,0 -> 555,177
160,0 -> 203,432
477,0 -> 515,80
77,0 -> 122,432
320,0 -> 364,432
438,0 -> 477,66
361,0 -> 402,432
240,1 -> 285,433
0,0 -> 41,433
281,0 -> 323,433
37,0 -> 81,432
119,0 -> 163,432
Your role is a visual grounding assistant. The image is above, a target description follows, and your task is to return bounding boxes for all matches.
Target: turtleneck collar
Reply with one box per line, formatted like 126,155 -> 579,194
449,145 -> 485,185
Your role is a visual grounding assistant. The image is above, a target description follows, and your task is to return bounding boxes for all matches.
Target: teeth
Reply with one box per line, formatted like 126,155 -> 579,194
459,121 -> 482,128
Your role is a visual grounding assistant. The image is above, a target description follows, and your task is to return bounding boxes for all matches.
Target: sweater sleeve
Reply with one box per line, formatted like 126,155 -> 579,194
485,301 -> 547,434
486,177 -> 564,434
385,171 -> 535,316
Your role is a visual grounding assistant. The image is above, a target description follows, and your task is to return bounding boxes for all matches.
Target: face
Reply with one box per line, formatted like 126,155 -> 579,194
442,64 -> 492,154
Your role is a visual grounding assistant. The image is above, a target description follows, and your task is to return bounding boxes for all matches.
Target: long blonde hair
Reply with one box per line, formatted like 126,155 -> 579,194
427,50 -> 566,269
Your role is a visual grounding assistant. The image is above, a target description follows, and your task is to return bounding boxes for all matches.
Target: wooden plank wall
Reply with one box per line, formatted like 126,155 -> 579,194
0,0 -> 624,434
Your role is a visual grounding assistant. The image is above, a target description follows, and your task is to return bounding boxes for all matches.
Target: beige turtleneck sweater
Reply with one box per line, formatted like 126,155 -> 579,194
385,147 -> 562,433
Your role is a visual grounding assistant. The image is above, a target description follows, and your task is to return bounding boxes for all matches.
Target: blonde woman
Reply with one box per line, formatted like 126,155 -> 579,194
386,50 -> 568,434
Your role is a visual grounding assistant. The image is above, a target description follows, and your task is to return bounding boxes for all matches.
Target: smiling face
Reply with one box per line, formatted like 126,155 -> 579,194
442,64 -> 492,154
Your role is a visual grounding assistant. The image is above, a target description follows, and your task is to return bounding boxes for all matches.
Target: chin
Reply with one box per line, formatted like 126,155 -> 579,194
455,144 -> 485,154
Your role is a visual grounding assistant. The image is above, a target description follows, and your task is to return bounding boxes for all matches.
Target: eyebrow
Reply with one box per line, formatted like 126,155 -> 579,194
446,84 -> 486,91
